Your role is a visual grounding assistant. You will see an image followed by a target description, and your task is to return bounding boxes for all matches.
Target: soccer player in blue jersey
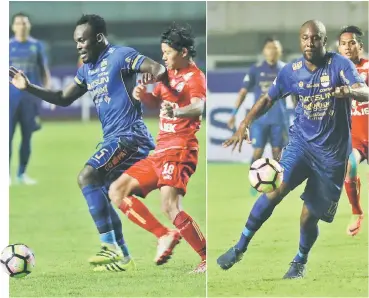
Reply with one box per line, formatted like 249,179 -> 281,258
228,38 -> 288,196
9,12 -> 51,185
228,38 -> 288,160
218,20 -> 369,279
9,14 -> 175,272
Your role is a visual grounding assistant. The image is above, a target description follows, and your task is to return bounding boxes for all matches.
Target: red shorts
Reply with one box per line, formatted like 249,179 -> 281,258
125,149 -> 198,197
352,135 -> 368,161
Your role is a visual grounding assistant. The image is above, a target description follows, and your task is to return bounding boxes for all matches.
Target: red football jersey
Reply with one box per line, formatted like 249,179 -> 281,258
152,62 -> 206,151
351,58 -> 369,141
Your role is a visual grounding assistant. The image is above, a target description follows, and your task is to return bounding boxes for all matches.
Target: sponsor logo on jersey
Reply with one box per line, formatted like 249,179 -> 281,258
101,59 -> 108,67
292,61 -> 302,70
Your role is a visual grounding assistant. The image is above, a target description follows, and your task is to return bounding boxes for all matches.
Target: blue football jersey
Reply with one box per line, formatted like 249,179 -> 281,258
74,44 -> 155,150
9,37 -> 48,100
243,60 -> 287,124
268,52 -> 364,162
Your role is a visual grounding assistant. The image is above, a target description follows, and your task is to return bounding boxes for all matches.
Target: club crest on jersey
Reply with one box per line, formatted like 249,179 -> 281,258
101,59 -> 108,67
260,72 -> 265,77
298,81 -> 304,88
175,82 -> 185,93
292,61 -> 302,70
320,75 -> 330,87
29,45 -> 37,53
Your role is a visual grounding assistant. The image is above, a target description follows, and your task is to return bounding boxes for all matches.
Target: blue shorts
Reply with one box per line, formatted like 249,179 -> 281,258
10,97 -> 41,136
86,137 -> 150,187
279,141 -> 346,223
250,123 -> 286,149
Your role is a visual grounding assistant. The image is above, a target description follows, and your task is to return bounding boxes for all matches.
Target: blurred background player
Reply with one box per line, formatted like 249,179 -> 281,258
228,38 -> 288,195
9,12 -> 51,185
102,23 -> 207,273
218,20 -> 368,279
338,25 -> 368,236
9,14 -> 171,272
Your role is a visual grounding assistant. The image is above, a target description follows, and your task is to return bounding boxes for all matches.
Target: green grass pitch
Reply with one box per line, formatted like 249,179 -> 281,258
207,162 -> 368,297
9,118 -> 206,297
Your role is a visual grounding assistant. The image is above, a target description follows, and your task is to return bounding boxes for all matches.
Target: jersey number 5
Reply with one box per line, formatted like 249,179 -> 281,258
94,148 -> 109,160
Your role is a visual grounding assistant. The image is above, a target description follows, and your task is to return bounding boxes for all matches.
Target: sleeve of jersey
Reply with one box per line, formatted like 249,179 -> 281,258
120,48 -> 146,72
188,74 -> 206,101
242,66 -> 256,90
37,42 -> 49,68
339,58 -> 365,86
152,83 -> 161,98
267,66 -> 290,101
74,66 -> 87,88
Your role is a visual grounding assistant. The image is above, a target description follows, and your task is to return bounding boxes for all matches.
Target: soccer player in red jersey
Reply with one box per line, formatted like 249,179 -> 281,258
338,26 -> 368,236
95,23 -> 206,273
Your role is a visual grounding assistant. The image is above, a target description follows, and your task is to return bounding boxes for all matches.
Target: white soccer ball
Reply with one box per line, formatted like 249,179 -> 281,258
248,158 -> 283,193
0,244 -> 35,278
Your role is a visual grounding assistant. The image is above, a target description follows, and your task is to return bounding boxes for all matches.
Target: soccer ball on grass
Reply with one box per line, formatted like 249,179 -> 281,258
0,244 -> 35,278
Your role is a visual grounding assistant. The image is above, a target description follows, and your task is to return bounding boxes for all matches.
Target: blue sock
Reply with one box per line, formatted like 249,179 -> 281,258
294,224 -> 319,264
109,203 -> 130,257
235,227 -> 255,252
18,133 -> 32,176
100,231 -> 117,245
82,185 -> 114,236
236,194 -> 278,252
17,164 -> 26,177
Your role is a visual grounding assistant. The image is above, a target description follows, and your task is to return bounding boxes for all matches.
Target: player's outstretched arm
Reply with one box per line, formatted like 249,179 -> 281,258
172,98 -> 204,118
139,58 -> 168,84
223,94 -> 274,152
9,66 -> 86,107
333,83 -> 369,102
228,88 -> 248,129
132,84 -> 161,109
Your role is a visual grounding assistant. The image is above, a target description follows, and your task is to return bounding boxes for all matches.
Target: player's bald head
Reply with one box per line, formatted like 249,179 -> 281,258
300,20 -> 327,37
300,20 -> 327,63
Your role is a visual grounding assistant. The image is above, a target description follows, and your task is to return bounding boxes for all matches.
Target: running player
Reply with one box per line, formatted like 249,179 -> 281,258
9,12 -> 51,185
96,23 -> 207,273
338,25 -> 368,236
218,20 -> 368,279
9,14 -> 174,271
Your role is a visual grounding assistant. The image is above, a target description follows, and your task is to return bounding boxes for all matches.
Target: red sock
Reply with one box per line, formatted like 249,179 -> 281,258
344,177 -> 363,215
173,211 -> 206,260
119,196 -> 169,238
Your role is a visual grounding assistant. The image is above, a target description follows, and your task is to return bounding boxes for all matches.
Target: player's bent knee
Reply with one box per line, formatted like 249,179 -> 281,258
266,182 -> 290,203
77,165 -> 101,189
160,186 -> 182,220
108,174 -> 137,207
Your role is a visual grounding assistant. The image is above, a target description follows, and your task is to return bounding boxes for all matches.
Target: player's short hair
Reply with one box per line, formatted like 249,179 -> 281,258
263,37 -> 280,47
11,12 -> 30,25
161,22 -> 196,57
76,14 -> 107,36
338,25 -> 364,45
